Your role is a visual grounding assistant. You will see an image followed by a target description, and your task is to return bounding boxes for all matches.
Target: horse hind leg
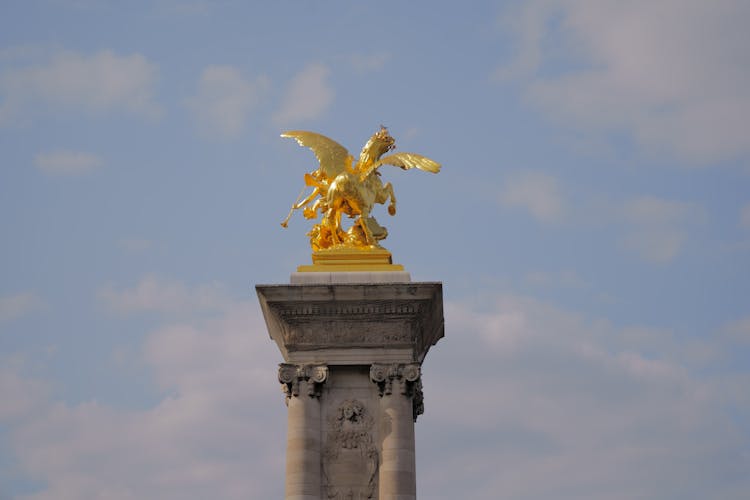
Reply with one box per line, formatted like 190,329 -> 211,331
384,182 -> 397,216
357,211 -> 377,246
328,209 -> 344,246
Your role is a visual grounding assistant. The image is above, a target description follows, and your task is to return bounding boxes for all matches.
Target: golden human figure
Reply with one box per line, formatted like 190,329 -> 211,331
281,126 -> 440,255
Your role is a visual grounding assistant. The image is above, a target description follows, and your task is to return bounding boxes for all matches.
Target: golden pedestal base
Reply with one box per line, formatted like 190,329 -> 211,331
297,247 -> 405,272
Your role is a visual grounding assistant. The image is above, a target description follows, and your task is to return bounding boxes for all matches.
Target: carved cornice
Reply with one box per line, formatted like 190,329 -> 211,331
370,363 -> 424,421
278,363 -> 328,401
256,283 -> 444,363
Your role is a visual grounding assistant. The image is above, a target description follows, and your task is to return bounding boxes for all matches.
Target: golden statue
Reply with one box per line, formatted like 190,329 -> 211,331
281,126 -> 440,271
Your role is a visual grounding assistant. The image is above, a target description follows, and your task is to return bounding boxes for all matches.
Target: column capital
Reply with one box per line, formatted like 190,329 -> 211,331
370,363 -> 424,421
278,362 -> 328,401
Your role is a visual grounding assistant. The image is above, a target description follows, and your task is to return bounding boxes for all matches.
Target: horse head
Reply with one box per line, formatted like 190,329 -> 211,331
357,126 -> 395,168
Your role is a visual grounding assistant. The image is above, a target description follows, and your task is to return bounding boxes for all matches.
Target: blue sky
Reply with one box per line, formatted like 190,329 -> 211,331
1,1 -> 749,498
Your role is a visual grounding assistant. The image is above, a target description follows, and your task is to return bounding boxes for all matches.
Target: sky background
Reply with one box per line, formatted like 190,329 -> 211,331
1,0 -> 750,498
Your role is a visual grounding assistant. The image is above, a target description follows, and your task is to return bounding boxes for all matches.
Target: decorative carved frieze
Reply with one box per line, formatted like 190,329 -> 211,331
284,320 -> 414,347
323,399 -> 379,499
278,363 -> 328,401
370,363 -> 424,421
279,301 -> 425,318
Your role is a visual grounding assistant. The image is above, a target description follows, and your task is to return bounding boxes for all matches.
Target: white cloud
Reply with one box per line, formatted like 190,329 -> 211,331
498,0 -> 750,164
273,63 -> 334,125
0,358 -> 49,421
0,292 -> 41,323
185,65 -> 268,139
416,295 -> 749,499
500,171 -> 565,222
0,49 -> 161,123
34,150 -> 103,175
618,325 -> 718,367
3,281 -> 749,499
741,203 -> 750,229
492,1 -> 548,81
3,295 -> 285,499
620,196 -> 701,263
98,275 -> 227,316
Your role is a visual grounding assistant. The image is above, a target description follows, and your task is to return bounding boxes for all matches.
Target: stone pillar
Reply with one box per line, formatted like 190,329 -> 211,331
257,281 -> 443,500
371,363 -> 422,500
279,363 -> 329,500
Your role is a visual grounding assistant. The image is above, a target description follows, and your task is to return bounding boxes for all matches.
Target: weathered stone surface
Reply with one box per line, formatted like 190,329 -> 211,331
322,368 -> 380,499
257,280 -> 443,499
256,282 -> 444,365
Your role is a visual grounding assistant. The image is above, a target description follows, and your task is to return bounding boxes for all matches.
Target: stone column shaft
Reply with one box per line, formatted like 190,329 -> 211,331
379,378 -> 417,499
279,363 -> 328,500
371,363 -> 421,500
285,381 -> 321,500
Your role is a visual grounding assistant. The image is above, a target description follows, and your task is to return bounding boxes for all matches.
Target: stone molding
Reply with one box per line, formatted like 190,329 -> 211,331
278,363 -> 328,401
370,363 -> 424,421
256,283 -> 444,364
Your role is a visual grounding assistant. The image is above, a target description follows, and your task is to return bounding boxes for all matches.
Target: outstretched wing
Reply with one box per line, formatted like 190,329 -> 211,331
281,131 -> 350,178
361,152 -> 441,180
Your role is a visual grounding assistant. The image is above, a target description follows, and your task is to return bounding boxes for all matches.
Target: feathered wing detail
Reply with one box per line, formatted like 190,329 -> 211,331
281,131 -> 351,178
361,152 -> 441,180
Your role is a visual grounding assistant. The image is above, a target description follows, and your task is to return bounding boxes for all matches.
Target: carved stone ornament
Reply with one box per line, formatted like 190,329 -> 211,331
370,363 -> 424,421
323,399 -> 378,499
278,363 -> 328,402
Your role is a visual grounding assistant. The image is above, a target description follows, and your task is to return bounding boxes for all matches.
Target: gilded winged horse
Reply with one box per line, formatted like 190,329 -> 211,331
281,126 -> 440,250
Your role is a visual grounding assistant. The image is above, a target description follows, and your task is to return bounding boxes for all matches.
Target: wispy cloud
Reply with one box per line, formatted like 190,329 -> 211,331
98,275 -> 227,316
497,0 -> 750,164
620,196 -> 702,263
185,65 -> 269,139
500,171 -> 565,222
498,172 -> 700,263
349,52 -> 390,74
2,282 -> 749,499
34,150 -> 103,175
0,358 -> 49,420
621,197 -> 695,227
2,292 -> 285,499
0,292 -> 42,323
418,295 -> 749,499
0,49 -> 161,123
622,230 -> 685,263
273,63 -> 334,125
